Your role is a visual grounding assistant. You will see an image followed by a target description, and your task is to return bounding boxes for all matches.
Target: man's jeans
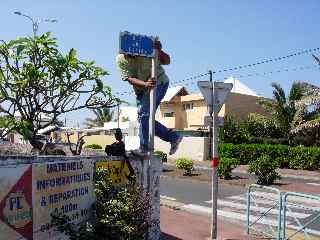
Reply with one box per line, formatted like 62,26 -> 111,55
136,81 -> 180,151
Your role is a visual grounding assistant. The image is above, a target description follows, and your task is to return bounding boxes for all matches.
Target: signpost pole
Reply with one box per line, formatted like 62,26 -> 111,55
210,71 -> 219,240
197,79 -> 232,240
149,49 -> 158,153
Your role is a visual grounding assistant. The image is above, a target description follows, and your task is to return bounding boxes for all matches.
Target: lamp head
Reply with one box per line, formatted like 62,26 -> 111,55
14,11 -> 22,15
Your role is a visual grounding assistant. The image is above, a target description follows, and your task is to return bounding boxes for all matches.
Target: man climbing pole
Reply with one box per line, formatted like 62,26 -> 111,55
116,38 -> 183,157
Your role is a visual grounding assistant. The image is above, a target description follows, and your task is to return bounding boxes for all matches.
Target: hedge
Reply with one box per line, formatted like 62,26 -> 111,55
219,143 -> 320,170
84,144 -> 103,149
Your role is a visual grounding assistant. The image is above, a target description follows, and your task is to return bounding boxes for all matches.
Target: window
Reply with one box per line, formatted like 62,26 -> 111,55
183,103 -> 194,110
163,112 -> 174,117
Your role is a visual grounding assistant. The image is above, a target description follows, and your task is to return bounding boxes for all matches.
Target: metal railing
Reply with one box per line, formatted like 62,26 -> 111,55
246,184 -> 320,240
282,192 -> 320,240
246,184 -> 282,239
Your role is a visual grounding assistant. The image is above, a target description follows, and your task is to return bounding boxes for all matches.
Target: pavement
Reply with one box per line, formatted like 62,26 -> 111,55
165,159 -> 320,181
160,160 -> 320,240
161,206 -> 259,240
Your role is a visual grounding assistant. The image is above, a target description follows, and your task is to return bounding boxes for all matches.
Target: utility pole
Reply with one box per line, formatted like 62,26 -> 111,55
14,11 -> 57,37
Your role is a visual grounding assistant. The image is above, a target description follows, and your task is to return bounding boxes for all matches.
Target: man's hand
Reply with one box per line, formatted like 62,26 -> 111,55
144,78 -> 156,89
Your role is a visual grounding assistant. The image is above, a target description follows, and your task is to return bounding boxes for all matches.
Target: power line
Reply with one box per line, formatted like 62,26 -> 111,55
214,47 -> 320,74
113,47 -> 320,96
169,72 -> 210,86
231,64 -> 319,80
169,64 -> 320,89
168,47 -> 320,86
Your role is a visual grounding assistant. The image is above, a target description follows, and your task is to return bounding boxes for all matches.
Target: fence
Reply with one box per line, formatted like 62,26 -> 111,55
282,192 -> 320,240
246,184 -> 282,239
246,184 -> 320,240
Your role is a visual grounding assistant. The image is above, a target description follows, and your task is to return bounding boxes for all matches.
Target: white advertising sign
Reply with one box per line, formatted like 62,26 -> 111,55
32,160 -> 95,240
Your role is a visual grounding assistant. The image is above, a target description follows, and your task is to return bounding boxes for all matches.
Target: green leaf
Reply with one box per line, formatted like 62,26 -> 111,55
95,79 -> 103,92
16,45 -> 25,56
69,48 -> 77,60
0,69 -> 5,81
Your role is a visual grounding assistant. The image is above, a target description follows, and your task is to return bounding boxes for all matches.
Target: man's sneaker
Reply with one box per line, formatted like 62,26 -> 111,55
169,136 -> 183,155
130,149 -> 149,158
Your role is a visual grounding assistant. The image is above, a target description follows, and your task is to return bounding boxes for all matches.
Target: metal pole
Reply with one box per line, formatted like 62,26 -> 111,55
210,70 -> 219,240
117,101 -> 120,129
148,48 -> 158,153
146,46 -> 158,240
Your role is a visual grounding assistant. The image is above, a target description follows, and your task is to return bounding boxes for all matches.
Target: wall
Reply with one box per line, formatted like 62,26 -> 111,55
224,93 -> 269,120
125,136 -> 210,161
0,155 -> 161,240
61,133 -> 115,148
184,100 -> 207,129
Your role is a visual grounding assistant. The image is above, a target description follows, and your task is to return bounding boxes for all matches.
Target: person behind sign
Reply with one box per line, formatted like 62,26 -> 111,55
116,39 -> 182,156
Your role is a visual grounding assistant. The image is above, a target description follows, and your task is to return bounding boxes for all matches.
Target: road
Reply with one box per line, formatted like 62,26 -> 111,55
160,175 -> 320,238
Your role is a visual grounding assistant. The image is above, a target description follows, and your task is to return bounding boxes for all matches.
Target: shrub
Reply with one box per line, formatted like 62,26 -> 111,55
288,146 -> 320,170
218,143 -> 320,170
245,113 -> 283,139
176,158 -> 193,176
217,157 -> 240,179
154,150 -> 167,162
84,144 -> 102,149
52,170 -> 153,239
220,115 -> 250,144
248,155 -> 280,185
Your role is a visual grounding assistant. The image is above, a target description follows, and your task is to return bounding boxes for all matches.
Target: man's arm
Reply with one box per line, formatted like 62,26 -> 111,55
127,77 -> 156,89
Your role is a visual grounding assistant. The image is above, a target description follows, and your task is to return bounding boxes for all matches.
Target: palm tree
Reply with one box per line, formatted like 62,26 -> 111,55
85,107 -> 114,128
290,83 -> 320,143
258,82 -> 305,137
288,56 -> 320,145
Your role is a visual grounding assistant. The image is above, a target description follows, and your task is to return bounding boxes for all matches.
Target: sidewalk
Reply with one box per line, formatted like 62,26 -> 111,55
165,159 -> 320,181
160,206 -> 261,240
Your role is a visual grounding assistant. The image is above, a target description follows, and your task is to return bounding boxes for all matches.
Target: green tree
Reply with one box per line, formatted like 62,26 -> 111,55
0,32 -> 117,150
258,82 -> 305,137
85,107 -> 114,128
290,82 -> 320,146
292,82 -> 320,126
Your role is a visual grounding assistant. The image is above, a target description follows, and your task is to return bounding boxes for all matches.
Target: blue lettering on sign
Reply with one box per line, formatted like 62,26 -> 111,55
36,172 -> 91,191
119,31 -> 155,58
9,196 -> 23,210
48,186 -> 89,205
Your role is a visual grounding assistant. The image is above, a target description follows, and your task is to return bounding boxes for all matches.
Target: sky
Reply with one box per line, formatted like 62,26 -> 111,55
1,0 -> 319,126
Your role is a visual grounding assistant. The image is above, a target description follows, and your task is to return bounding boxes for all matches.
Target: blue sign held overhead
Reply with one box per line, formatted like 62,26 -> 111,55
119,31 -> 155,58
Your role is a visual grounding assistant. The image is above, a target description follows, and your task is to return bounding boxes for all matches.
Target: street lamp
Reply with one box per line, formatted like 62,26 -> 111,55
14,11 -> 57,37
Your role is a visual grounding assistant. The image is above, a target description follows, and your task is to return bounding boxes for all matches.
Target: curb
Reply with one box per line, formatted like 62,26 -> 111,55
164,163 -> 320,181
160,198 -> 183,211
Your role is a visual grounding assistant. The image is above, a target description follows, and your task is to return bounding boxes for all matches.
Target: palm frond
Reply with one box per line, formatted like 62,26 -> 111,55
288,82 -> 305,102
84,107 -> 114,128
271,82 -> 286,106
295,95 -> 320,108
291,116 -> 320,134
